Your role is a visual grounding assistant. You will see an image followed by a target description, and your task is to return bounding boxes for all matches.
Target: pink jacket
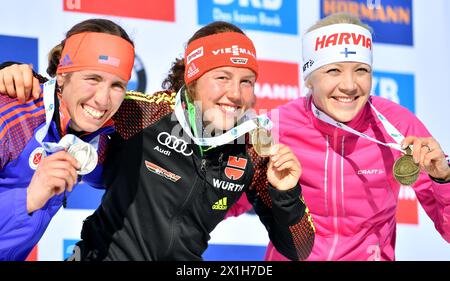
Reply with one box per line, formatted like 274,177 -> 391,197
229,95 -> 450,261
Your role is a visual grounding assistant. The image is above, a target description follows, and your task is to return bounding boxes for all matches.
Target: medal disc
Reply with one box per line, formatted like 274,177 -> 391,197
68,142 -> 98,175
393,148 -> 419,185
251,128 -> 273,157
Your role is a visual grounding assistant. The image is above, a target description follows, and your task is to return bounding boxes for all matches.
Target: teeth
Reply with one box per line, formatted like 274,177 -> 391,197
83,105 -> 105,119
220,105 -> 238,112
335,97 -> 354,103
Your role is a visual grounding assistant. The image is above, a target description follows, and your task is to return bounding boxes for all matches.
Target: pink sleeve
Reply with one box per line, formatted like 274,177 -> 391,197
225,193 -> 253,218
402,110 -> 450,242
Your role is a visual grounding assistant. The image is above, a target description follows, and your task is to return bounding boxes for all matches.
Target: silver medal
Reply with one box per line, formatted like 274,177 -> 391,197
67,142 -> 98,175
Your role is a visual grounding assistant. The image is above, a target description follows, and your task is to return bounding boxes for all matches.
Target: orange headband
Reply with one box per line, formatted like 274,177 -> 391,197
184,32 -> 258,85
57,32 -> 135,81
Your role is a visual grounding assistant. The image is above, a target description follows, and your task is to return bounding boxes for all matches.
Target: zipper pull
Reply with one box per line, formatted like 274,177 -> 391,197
200,159 -> 207,173
218,153 -> 224,180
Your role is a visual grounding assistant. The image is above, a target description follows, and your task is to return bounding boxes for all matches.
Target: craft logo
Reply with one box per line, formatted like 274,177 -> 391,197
63,0 -> 175,21
0,34 -> 38,70
254,60 -> 301,110
321,0 -> 413,45
198,0 -> 298,35
127,55 -> 147,93
372,70 -> 417,224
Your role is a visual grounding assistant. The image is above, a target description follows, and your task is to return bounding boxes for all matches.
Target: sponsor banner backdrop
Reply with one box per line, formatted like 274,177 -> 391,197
63,0 -> 175,21
320,0 -> 413,45
0,0 -> 449,261
198,0 -> 298,34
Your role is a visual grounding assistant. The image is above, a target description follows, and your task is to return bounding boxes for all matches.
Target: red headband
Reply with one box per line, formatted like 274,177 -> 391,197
57,32 -> 135,81
184,32 -> 258,85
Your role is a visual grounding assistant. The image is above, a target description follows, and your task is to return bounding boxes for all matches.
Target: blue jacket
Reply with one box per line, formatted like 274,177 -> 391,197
0,92 -> 113,260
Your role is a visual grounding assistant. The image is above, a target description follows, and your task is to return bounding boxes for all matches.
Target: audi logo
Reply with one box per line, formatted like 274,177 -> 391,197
157,132 -> 193,156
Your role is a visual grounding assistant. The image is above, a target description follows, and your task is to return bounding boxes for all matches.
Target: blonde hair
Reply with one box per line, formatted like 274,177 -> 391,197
307,12 -> 372,33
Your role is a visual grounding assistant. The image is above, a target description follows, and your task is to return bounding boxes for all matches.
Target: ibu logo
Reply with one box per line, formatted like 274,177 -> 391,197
198,0 -> 298,35
372,71 -> 415,113
63,239 -> 80,260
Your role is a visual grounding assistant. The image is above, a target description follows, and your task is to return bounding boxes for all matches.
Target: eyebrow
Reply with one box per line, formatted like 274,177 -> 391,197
214,69 -> 256,79
83,73 -> 127,85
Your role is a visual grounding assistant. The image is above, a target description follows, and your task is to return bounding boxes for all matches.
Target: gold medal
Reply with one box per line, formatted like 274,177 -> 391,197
393,147 -> 420,185
251,127 -> 273,157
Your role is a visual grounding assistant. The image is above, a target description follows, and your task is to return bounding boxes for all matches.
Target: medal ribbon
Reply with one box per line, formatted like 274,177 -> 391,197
174,86 -> 272,147
311,99 -> 405,153
35,79 -> 100,154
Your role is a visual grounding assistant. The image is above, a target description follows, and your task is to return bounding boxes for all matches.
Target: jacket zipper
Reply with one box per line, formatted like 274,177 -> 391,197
165,158 -> 207,258
218,153 -> 224,180
327,129 -> 340,261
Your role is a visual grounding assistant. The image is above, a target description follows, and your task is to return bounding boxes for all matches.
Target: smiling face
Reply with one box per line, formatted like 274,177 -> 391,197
192,66 -> 257,131
308,62 -> 372,123
57,70 -> 127,133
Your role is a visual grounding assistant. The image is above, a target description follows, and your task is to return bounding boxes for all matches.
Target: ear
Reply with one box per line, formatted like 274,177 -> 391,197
56,73 -> 65,87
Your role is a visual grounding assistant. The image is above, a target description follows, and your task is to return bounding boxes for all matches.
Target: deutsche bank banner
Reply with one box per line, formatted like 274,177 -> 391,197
198,0 -> 298,35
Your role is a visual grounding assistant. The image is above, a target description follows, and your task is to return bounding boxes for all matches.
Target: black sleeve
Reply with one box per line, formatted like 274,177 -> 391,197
246,147 -> 315,261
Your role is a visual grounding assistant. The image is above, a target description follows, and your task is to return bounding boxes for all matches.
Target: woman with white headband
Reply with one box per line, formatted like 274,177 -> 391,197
0,21 -> 315,261
253,13 -> 450,261
0,19 -> 135,260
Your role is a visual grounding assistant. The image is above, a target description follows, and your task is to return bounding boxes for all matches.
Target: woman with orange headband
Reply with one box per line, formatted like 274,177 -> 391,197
0,21 -> 314,261
0,18 -> 134,260
73,21 -> 314,261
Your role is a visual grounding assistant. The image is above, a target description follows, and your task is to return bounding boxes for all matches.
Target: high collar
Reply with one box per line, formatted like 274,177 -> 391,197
306,95 -> 371,137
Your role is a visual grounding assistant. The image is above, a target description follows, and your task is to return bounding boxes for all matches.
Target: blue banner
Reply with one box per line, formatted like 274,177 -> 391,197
0,34 -> 38,69
198,0 -> 298,35
372,71 -> 415,113
321,0 -> 413,45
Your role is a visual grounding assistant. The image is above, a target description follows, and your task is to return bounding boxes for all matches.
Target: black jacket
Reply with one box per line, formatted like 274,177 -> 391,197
79,91 -> 315,261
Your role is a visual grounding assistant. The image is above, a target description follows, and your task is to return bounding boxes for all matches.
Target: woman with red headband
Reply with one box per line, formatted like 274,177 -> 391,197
0,18 -> 134,260
0,21 -> 314,261
229,13 -> 450,261
73,21 -> 314,261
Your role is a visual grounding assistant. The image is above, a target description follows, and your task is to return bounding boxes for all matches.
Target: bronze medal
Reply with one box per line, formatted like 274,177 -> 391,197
393,147 -> 420,185
251,127 -> 273,157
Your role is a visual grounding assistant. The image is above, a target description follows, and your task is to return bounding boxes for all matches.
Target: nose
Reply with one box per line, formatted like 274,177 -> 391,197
93,84 -> 111,107
339,72 -> 357,94
226,79 -> 242,104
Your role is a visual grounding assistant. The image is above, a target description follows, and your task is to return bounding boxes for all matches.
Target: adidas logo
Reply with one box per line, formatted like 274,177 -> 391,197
187,62 -> 199,78
212,197 -> 227,211
59,54 -> 73,67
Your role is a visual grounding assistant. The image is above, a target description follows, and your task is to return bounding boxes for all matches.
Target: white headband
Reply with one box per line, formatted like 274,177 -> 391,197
302,23 -> 373,79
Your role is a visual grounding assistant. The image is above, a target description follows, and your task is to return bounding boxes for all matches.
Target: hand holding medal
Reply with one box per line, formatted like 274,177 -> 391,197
250,126 -> 302,191
251,127 -> 274,157
67,142 -> 98,175
397,136 -> 450,183
393,146 -> 420,185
